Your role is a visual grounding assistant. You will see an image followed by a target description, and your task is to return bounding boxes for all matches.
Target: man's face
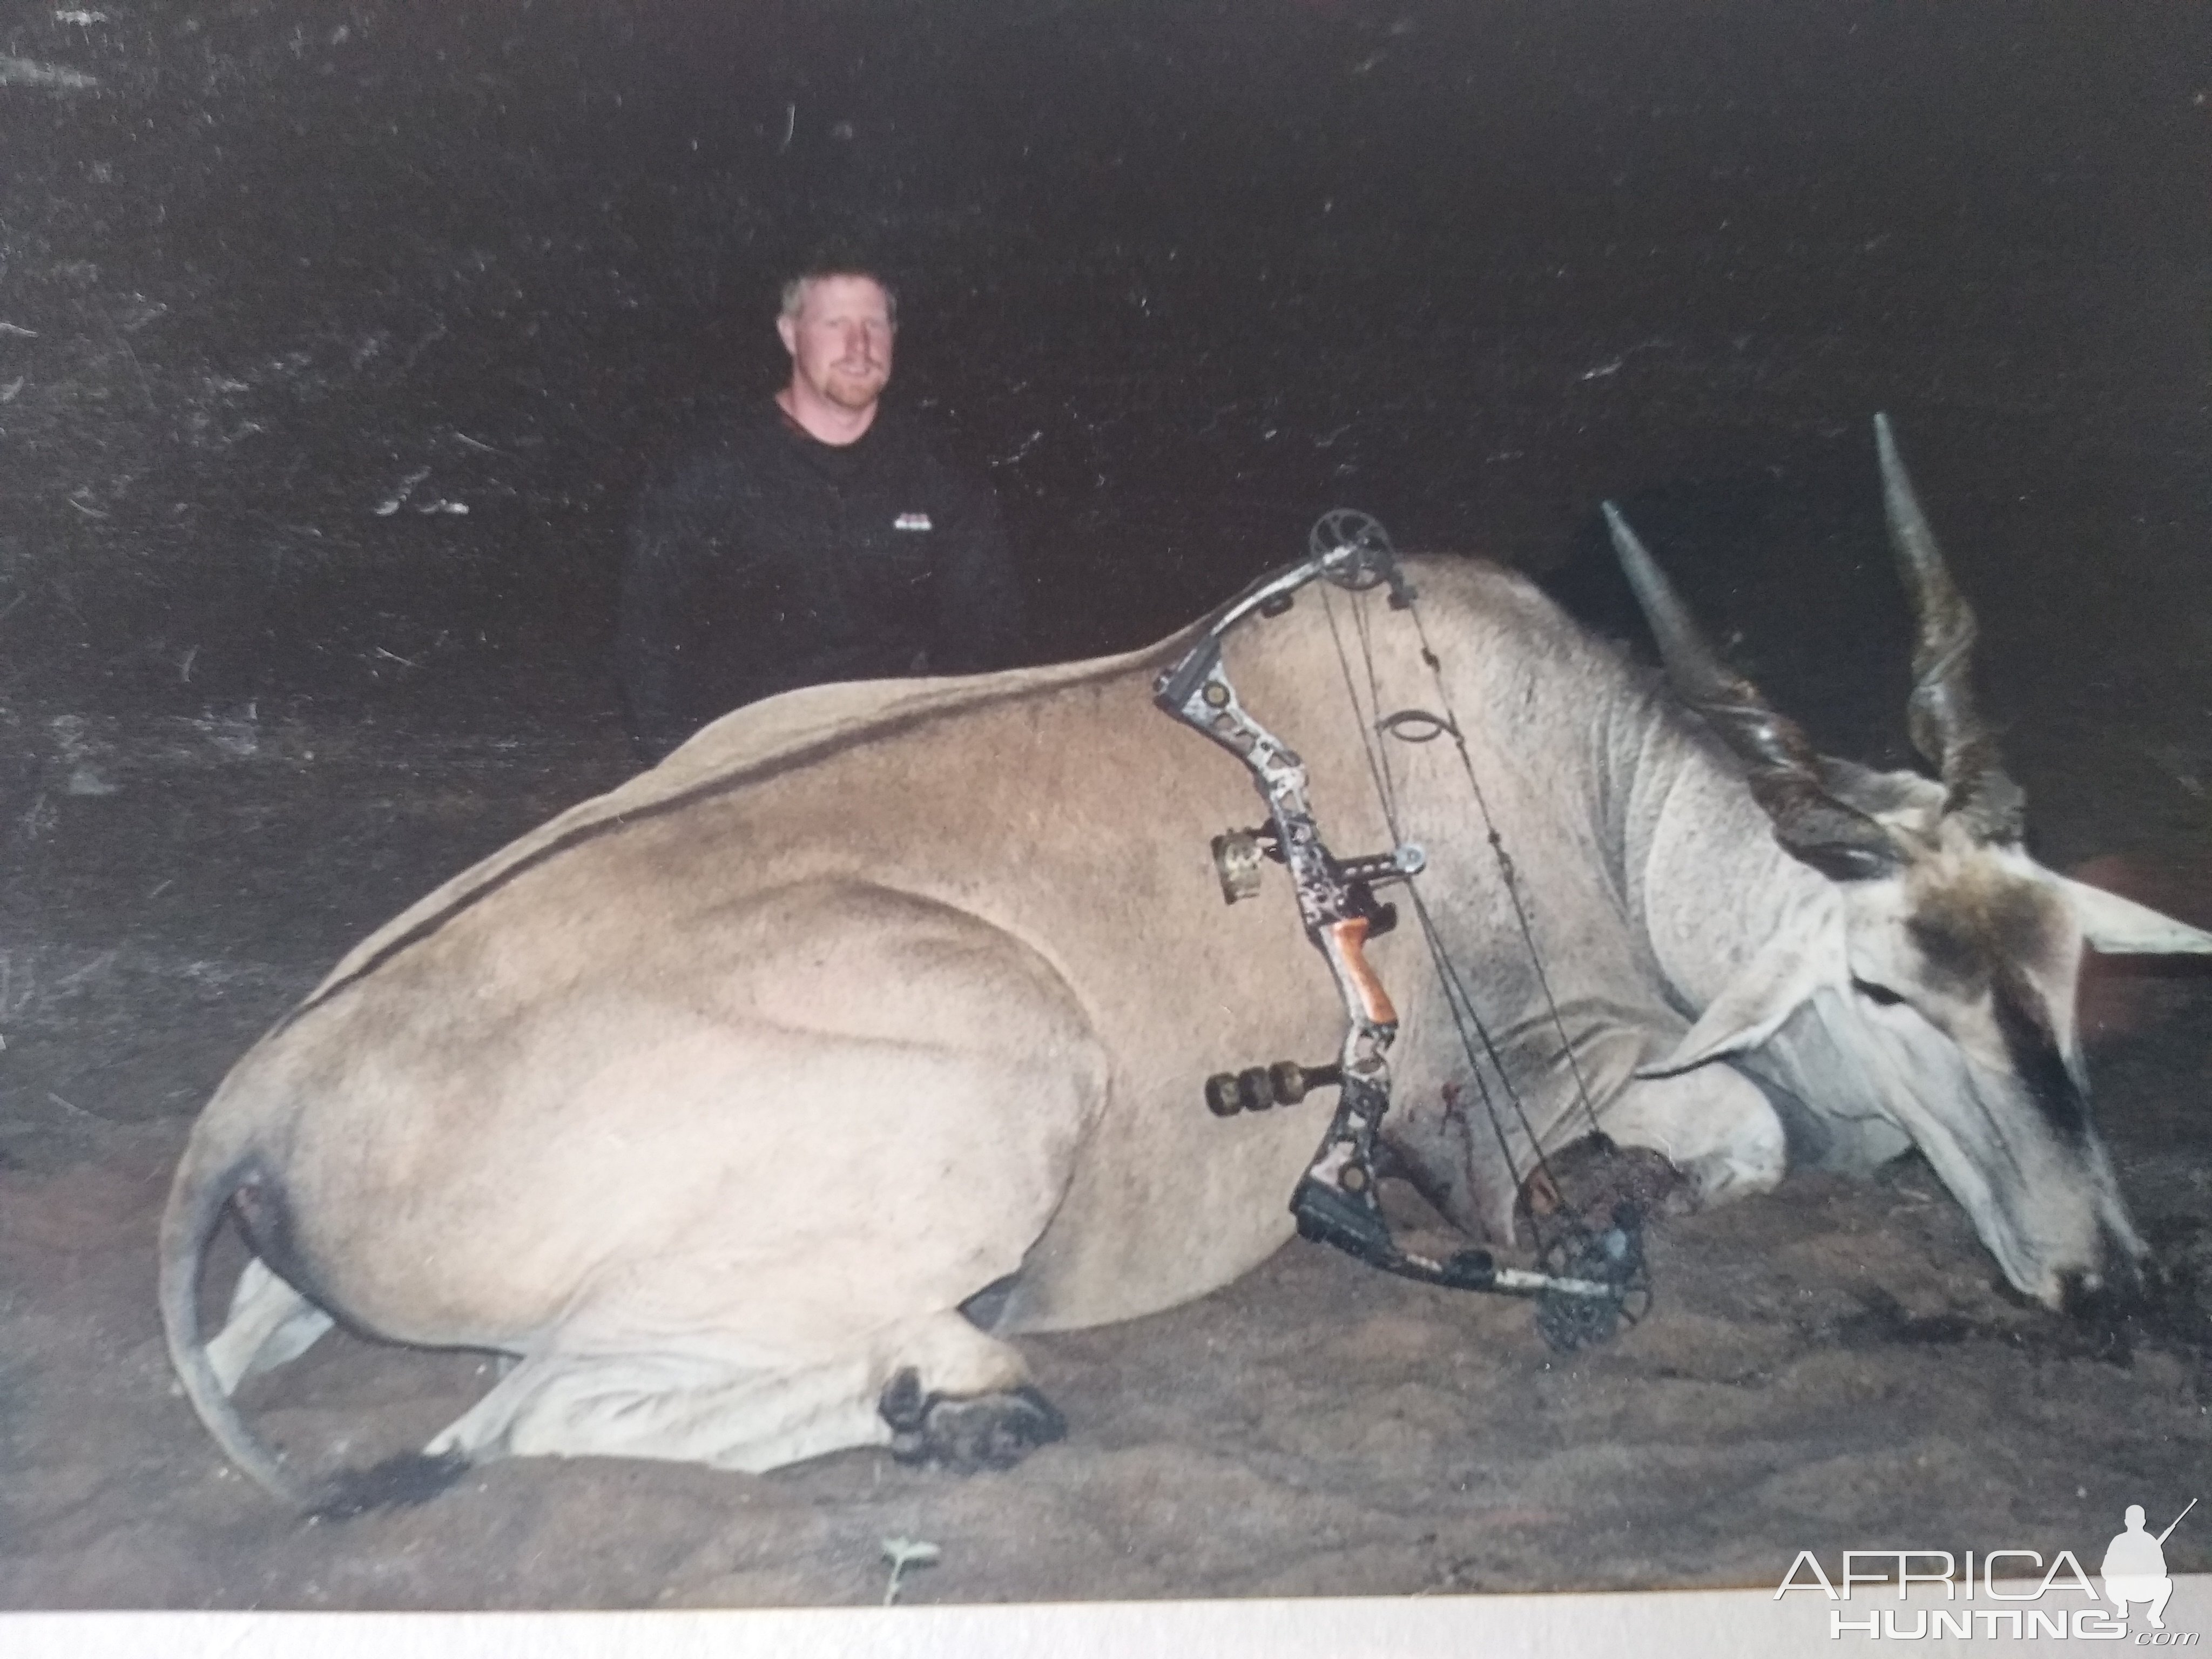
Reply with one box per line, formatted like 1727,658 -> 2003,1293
777,275 -> 895,413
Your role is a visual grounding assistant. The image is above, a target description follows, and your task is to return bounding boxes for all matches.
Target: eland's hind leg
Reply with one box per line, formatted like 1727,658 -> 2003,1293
207,1256 -> 336,1395
424,1344 -> 887,1472
423,1311 -> 1058,1474
412,882 -> 1110,1478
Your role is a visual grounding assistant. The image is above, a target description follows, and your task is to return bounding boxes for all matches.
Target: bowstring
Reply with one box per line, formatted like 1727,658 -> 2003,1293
1319,581 -> 1584,1254
1400,597 -> 1610,1152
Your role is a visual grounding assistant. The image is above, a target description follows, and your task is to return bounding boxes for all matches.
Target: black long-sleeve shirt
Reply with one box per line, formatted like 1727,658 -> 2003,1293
617,399 -> 1022,761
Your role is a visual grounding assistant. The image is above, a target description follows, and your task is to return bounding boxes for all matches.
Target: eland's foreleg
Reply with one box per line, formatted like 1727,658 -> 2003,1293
1599,1064 -> 1787,1209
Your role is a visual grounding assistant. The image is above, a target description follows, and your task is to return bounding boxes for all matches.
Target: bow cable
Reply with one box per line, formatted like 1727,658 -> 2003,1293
1318,585 -> 1562,1240
1318,575 -> 1608,1264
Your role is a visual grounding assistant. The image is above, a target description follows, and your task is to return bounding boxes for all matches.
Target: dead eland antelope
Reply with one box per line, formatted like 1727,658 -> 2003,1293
161,417 -> 2212,1508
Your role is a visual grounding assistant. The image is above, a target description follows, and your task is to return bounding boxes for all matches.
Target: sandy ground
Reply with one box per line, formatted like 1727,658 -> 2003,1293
2,0 -> 2209,1612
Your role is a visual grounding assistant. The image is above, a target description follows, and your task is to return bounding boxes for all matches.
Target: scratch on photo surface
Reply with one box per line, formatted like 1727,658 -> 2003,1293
0,56 -> 98,89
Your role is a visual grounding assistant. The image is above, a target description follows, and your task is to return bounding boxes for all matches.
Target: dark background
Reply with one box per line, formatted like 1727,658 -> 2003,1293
5,2 -> 2208,756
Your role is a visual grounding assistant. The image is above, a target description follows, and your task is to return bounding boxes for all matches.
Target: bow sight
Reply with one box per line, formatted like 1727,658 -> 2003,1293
1154,512 -> 1649,1352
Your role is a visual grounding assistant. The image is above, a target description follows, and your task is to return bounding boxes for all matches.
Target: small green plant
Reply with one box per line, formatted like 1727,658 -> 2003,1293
880,1535 -> 941,1606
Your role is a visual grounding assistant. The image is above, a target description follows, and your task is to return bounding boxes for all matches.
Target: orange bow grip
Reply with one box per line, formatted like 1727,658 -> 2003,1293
1326,916 -> 1398,1026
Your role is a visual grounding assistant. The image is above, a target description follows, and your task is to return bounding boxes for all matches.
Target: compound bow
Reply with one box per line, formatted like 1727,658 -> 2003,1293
1152,511 -> 1649,1351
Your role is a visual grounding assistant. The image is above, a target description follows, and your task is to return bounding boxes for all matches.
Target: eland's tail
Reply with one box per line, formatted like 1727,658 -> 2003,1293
157,1135 -> 309,1507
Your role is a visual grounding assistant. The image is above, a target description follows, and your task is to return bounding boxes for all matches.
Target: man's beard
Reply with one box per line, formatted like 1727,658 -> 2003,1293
820,363 -> 888,409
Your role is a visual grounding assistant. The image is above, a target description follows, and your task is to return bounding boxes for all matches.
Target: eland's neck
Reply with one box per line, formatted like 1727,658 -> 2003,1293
1616,705 -> 1835,1025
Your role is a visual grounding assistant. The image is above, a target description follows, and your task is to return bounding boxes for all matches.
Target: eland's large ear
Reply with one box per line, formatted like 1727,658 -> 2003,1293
1637,928 -> 1844,1077
2058,877 -> 2212,955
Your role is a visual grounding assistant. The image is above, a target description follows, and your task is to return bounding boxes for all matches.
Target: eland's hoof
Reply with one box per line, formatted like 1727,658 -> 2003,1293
1519,1137 -> 1688,1244
879,1368 -> 1066,1473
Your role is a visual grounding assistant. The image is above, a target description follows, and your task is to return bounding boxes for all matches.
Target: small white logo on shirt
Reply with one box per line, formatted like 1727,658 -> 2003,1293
894,512 -> 933,532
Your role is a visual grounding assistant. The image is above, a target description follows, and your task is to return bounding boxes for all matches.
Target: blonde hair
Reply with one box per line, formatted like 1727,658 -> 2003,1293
778,268 -> 899,326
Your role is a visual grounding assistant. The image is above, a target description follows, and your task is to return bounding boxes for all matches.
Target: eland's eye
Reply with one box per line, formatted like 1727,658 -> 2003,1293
1852,977 -> 1905,1007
